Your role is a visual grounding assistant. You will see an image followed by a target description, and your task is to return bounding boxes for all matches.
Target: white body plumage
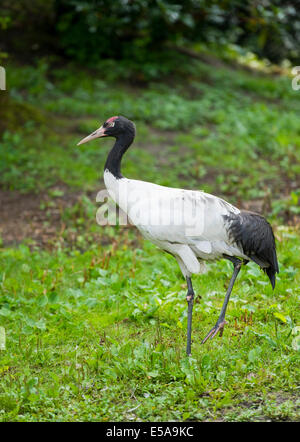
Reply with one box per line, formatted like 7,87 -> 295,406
104,170 -> 249,277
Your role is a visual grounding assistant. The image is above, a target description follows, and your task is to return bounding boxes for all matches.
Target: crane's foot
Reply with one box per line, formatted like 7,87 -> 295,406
201,320 -> 227,344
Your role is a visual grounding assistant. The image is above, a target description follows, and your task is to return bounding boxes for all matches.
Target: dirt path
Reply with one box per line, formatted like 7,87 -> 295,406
0,189 -> 81,247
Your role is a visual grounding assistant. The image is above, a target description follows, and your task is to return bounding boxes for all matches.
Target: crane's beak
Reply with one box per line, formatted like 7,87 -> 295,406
77,126 -> 107,146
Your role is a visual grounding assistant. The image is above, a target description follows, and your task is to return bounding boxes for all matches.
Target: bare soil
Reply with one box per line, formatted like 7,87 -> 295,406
0,188 -> 79,247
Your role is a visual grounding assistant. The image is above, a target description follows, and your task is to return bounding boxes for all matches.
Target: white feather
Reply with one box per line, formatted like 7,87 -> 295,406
104,170 -> 249,276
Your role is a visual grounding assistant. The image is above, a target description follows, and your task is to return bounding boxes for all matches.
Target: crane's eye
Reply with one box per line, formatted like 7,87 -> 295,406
108,122 -> 115,128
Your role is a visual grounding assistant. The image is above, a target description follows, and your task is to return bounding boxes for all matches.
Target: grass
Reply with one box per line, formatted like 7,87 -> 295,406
0,53 -> 299,421
0,228 -> 299,421
1,57 -> 300,218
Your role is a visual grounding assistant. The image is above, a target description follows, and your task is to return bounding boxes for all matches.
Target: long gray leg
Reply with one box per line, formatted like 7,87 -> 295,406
201,258 -> 242,344
186,276 -> 195,356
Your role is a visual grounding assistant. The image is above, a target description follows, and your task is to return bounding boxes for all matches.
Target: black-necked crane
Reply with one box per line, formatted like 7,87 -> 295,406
77,116 -> 279,355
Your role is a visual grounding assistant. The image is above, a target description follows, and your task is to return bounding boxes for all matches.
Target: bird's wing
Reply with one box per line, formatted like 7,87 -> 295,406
124,182 -> 240,250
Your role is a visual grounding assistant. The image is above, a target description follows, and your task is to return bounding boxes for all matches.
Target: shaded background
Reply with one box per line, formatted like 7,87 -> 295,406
0,0 -> 299,423
2,1 -> 300,64
0,0 -> 300,247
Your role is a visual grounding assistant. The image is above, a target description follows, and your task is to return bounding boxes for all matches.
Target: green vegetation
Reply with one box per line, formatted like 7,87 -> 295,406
1,1 -> 300,64
0,226 -> 299,421
0,53 -> 299,421
1,58 -> 299,217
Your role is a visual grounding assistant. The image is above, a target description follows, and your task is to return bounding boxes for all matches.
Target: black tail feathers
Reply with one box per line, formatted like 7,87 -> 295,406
224,210 -> 279,290
265,246 -> 279,290
266,266 -> 277,290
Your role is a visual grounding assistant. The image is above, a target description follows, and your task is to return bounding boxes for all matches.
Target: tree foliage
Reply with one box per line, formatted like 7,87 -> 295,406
0,0 -> 300,63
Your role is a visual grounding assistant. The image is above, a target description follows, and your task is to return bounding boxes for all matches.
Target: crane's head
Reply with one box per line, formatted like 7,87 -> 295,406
77,116 -> 135,146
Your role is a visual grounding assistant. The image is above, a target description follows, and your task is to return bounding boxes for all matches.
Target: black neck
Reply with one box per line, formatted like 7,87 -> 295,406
104,131 -> 134,179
